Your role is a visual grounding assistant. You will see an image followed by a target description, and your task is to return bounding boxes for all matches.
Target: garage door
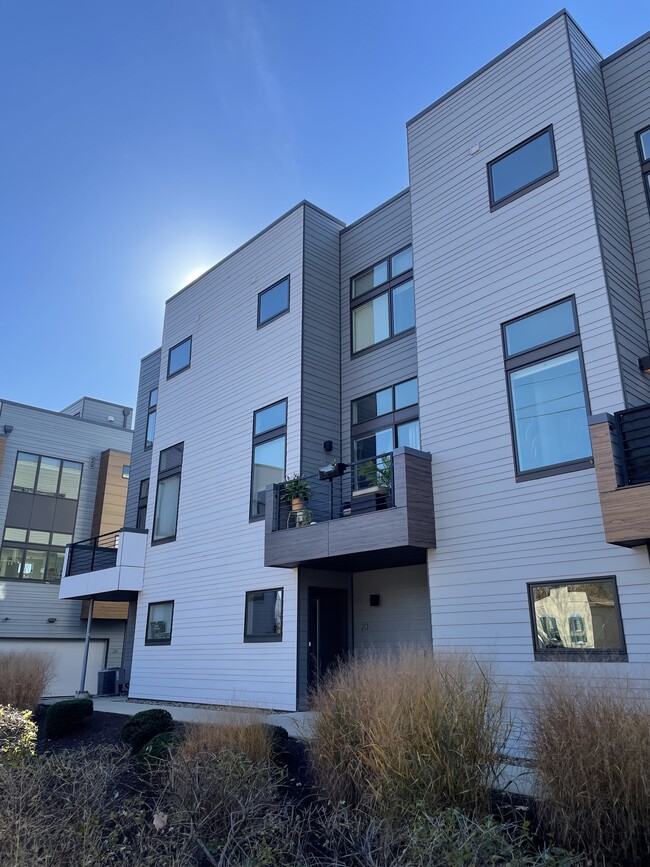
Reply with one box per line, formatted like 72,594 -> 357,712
0,638 -> 109,697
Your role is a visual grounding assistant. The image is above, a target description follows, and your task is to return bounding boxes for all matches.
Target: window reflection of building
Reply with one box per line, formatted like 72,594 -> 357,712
532,582 -> 622,652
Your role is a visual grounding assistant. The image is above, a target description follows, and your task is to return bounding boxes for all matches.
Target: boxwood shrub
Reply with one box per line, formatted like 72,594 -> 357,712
121,709 -> 174,752
45,698 -> 93,739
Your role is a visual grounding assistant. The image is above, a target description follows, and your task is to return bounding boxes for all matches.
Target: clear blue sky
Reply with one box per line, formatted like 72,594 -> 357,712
0,0 -> 645,414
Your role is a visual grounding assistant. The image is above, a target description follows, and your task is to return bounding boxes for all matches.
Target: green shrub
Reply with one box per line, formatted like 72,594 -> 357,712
0,706 -> 37,765
45,698 -> 93,739
309,648 -> 509,821
121,708 -> 174,752
136,730 -> 182,771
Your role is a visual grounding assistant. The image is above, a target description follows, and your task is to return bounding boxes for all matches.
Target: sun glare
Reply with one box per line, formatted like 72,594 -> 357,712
182,265 -> 211,287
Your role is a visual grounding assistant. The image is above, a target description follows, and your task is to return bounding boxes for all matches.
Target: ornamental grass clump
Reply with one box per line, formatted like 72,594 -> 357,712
0,651 -> 54,710
309,648 -> 509,821
0,706 -> 37,766
179,714 -> 279,764
530,670 -> 650,866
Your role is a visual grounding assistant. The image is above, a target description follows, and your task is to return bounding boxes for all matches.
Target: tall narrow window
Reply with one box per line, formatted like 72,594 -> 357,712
258,277 -> 290,327
351,247 -> 415,353
502,298 -> 591,479
488,126 -> 558,208
145,601 -> 174,645
167,337 -> 192,378
136,478 -> 149,530
250,400 -> 287,518
145,388 -> 158,449
636,126 -> 650,215
152,443 -> 183,544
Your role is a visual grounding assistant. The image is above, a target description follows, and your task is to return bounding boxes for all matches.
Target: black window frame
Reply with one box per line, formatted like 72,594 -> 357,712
257,276 -> 290,328
145,388 -> 158,450
11,451 -> 84,500
0,527 -> 72,583
636,125 -> 650,216
350,245 -> 415,356
151,443 -> 183,545
243,587 -> 284,643
487,126 -> 559,210
145,600 -> 174,646
501,296 -> 593,482
350,377 -> 420,460
527,577 -> 627,662
136,478 -> 149,530
249,399 -> 287,521
167,336 -> 192,379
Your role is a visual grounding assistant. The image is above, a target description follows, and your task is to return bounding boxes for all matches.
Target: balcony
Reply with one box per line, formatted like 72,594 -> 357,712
264,447 -> 436,570
589,406 -> 650,546
59,528 -> 147,601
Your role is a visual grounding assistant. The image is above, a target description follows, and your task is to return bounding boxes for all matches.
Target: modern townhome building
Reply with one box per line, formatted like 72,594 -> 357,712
0,396 -> 133,695
60,10 -> 650,723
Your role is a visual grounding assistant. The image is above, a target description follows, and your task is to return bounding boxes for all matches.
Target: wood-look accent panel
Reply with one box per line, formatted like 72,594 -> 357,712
91,449 -> 130,538
80,600 -> 129,620
590,419 -> 650,545
0,435 -> 7,479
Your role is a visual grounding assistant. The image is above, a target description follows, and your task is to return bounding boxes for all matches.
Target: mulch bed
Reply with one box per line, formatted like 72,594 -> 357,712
35,708 -> 131,754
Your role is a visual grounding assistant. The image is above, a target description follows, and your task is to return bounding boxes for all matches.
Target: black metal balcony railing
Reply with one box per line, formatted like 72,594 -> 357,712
615,405 -> 650,485
274,453 -> 394,532
66,531 -> 119,576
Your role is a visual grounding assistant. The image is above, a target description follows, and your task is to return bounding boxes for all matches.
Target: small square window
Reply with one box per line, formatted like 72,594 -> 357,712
528,578 -> 626,660
258,277 -> 290,327
488,127 -> 558,208
167,337 -> 192,378
244,588 -> 283,642
352,261 -> 388,299
145,601 -> 174,645
390,247 -> 412,278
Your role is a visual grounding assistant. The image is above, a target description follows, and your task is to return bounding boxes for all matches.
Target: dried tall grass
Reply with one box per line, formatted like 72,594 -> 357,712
0,651 -> 54,710
309,648 -> 509,821
530,670 -> 650,865
179,714 -> 275,764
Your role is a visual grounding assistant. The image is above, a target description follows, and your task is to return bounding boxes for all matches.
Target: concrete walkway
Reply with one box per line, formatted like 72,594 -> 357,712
42,695 -> 316,739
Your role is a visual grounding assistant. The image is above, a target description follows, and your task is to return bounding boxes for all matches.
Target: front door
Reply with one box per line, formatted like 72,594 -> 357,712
308,587 -> 348,688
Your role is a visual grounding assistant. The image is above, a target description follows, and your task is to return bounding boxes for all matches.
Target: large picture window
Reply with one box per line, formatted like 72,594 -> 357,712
152,443 -> 183,544
528,578 -> 626,660
502,298 -> 591,479
12,452 -> 82,499
351,377 -> 420,463
250,400 -> 287,518
488,126 -> 558,208
0,527 -> 72,581
244,588 -> 283,642
351,247 -> 415,353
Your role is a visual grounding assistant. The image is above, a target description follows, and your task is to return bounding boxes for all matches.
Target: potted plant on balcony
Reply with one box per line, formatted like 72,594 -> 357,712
318,459 -> 347,480
282,474 -> 312,512
351,454 -> 392,515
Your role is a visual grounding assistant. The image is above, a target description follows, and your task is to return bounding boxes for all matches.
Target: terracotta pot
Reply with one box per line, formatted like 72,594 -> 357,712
291,497 -> 304,511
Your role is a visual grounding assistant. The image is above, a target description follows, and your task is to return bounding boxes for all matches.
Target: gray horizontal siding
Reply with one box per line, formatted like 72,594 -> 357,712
340,190 -> 417,464
61,397 -> 133,428
124,350 -> 161,527
301,205 -> 342,476
602,35 -> 650,371
568,18 -> 650,407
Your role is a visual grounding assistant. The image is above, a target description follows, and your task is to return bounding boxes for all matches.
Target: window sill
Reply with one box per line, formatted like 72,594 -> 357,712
257,307 -> 290,329
515,457 -> 593,482
151,536 -> 177,546
145,640 -> 172,646
244,635 -> 283,643
534,650 -> 627,663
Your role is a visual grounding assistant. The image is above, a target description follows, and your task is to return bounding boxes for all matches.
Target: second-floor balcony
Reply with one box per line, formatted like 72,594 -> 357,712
264,447 -> 436,570
59,528 -> 147,601
589,405 -> 650,546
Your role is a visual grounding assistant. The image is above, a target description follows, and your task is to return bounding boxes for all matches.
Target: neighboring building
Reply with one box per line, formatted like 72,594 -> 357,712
60,12 -> 650,733
0,397 -> 133,695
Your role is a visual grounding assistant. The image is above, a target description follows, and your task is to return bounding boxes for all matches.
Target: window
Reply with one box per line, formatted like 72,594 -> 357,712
145,601 -> 174,645
152,443 -> 183,544
167,337 -> 192,378
136,478 -> 149,530
488,127 -> 558,208
636,126 -> 650,214
258,277 -> 290,327
250,400 -> 287,518
502,298 -> 591,479
12,452 -> 82,499
244,588 -> 283,642
145,388 -> 158,449
351,378 -> 420,462
0,527 -> 72,581
122,465 -> 130,479
528,578 -> 626,660
351,247 -> 415,353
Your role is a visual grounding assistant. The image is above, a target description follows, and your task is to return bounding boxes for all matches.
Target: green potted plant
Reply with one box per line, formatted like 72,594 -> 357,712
282,474 -> 312,512
352,454 -> 392,514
